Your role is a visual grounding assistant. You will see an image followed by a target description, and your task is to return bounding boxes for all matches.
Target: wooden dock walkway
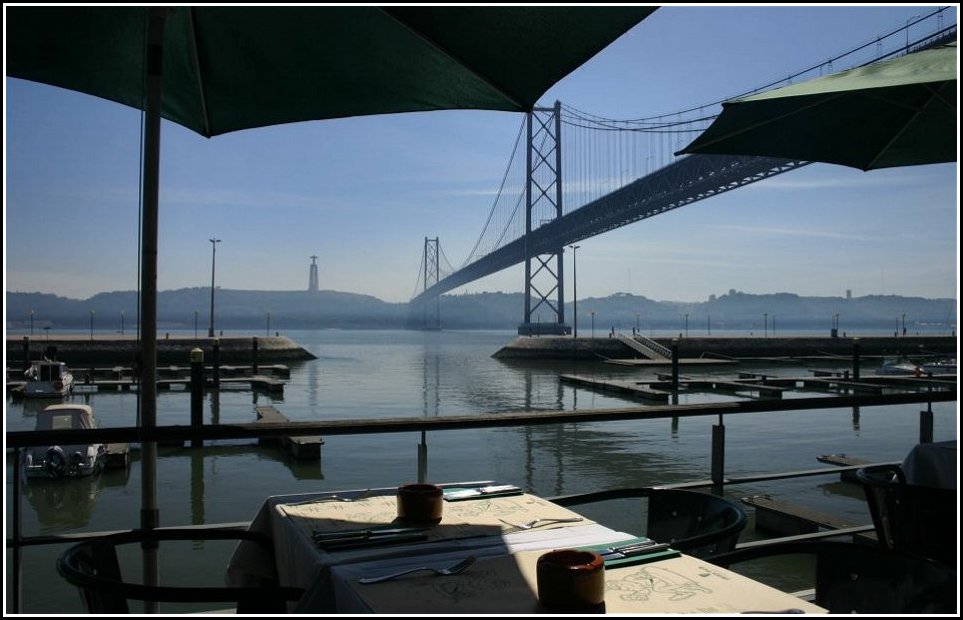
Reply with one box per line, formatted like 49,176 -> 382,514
254,406 -> 323,460
559,375 -> 670,402
104,443 -> 130,469
7,374 -> 285,395
558,372 -> 954,404
741,494 -> 874,540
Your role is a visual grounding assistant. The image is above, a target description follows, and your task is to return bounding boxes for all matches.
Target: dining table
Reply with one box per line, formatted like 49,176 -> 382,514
226,481 -> 827,614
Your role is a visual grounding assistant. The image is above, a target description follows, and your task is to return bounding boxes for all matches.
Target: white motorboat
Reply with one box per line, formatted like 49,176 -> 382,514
22,359 -> 74,398
22,404 -> 106,479
874,359 -> 922,376
920,359 -> 956,375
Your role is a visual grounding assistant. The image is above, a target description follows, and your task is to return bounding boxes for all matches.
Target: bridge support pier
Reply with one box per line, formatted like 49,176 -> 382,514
519,101 -> 568,336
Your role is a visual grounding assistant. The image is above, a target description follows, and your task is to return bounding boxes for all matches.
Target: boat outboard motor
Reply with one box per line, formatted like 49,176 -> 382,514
44,446 -> 67,478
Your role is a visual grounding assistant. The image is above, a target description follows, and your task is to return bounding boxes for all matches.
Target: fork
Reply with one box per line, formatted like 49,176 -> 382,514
357,556 -> 476,584
498,517 -> 583,533
286,488 -> 372,507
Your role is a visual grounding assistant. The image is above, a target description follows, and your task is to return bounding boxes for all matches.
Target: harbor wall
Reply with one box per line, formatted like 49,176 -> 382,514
492,335 -> 957,360
6,335 -> 317,366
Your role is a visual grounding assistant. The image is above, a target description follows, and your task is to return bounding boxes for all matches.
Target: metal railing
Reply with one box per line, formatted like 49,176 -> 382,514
5,386 -> 955,613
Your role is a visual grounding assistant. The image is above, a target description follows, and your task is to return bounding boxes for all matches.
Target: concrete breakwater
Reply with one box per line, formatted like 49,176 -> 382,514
492,335 -> 957,361
7,335 -> 317,366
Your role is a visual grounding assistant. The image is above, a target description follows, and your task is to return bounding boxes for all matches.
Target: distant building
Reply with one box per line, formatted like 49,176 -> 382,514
846,289 -> 852,299
308,255 -> 319,292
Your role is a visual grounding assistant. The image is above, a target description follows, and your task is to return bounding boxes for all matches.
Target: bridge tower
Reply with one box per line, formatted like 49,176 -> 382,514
519,101 -> 569,336
422,237 -> 441,330
308,255 -> 319,291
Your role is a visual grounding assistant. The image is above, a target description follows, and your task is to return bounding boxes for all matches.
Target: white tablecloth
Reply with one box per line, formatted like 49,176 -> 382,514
227,484 -> 826,614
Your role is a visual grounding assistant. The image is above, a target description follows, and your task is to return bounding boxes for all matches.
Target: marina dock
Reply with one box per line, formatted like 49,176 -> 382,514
254,406 -> 323,460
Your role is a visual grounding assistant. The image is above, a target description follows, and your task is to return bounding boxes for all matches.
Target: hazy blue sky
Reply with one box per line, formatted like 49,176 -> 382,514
4,5 -> 959,306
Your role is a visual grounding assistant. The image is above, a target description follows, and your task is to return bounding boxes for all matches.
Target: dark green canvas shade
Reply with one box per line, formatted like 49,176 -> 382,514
6,5 -> 655,137
5,6 -> 656,587
677,42 -> 957,171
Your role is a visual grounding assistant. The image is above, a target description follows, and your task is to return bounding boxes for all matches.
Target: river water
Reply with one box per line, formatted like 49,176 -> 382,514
4,328 -> 957,613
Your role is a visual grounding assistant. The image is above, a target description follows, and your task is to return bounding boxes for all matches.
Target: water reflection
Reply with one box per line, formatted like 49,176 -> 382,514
23,475 -> 100,532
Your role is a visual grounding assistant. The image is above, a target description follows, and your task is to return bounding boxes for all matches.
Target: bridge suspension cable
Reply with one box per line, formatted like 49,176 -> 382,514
413,8 -> 955,304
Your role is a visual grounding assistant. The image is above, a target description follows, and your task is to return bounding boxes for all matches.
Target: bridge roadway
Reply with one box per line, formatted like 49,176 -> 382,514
412,153 -> 808,304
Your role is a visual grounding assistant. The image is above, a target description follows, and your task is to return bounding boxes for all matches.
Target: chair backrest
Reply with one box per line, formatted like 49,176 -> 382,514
646,489 -> 748,558
708,540 -> 958,614
546,487 -> 748,558
57,528 -> 304,614
856,464 -> 957,565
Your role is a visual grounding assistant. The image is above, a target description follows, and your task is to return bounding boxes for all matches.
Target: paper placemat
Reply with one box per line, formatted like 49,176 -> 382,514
350,548 -> 827,614
279,492 -> 594,545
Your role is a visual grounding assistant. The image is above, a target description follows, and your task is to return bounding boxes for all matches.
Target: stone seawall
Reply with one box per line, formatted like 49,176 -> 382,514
492,335 -> 957,360
7,335 -> 317,366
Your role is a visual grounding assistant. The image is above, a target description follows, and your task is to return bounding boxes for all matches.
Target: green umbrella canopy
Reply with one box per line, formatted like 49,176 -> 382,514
4,4 -> 657,549
677,41 -> 957,171
6,5 -> 656,137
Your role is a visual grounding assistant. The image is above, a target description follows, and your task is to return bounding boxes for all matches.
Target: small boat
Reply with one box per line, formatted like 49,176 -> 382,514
874,358 -> 922,376
22,404 -> 107,479
920,358 -> 956,375
22,359 -> 75,398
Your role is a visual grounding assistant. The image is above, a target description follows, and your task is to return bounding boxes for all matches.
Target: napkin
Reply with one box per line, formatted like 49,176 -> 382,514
443,484 -> 523,501
578,536 -> 680,568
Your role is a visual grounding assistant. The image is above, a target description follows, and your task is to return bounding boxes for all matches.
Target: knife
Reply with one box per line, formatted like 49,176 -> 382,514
316,531 -> 428,551
313,526 -> 429,541
443,484 -> 522,500
600,542 -> 671,560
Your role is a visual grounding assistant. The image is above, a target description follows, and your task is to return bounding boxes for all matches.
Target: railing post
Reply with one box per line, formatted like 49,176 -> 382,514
12,447 -> 22,613
418,430 -> 428,483
252,336 -> 259,375
711,414 -> 726,493
920,404 -> 934,443
190,348 -> 204,448
852,337 -> 860,381
212,338 -> 220,388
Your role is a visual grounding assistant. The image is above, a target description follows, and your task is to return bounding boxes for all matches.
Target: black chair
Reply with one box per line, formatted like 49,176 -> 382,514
706,539 -> 958,614
546,488 -> 748,558
856,463 -> 957,565
57,528 -> 304,614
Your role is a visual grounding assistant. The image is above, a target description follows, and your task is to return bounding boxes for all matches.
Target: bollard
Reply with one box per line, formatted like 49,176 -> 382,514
190,348 -> 204,448
252,336 -> 259,375
671,338 -> 679,391
852,338 -> 860,381
212,338 -> 220,388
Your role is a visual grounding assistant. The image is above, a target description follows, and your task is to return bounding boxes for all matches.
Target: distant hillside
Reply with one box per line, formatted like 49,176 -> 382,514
4,288 -> 957,333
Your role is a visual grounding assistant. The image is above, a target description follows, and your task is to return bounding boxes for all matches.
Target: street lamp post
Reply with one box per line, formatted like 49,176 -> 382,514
764,313 -> 768,337
568,245 -> 579,339
266,312 -> 271,336
29,310 -> 34,336
89,310 -> 95,341
591,311 -> 595,339
121,310 -> 125,336
707,314 -> 711,336
208,238 -> 221,337
902,313 -> 906,336
684,313 -> 688,337
194,310 -> 199,338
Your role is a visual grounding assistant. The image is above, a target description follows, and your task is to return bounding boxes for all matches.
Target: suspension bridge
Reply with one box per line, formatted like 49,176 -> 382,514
409,11 -> 955,334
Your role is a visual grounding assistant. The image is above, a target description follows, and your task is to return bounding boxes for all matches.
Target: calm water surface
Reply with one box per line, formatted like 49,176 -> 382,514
5,329 -> 957,613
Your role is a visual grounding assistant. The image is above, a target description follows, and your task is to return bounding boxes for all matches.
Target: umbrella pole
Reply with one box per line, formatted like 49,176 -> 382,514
139,7 -> 167,612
